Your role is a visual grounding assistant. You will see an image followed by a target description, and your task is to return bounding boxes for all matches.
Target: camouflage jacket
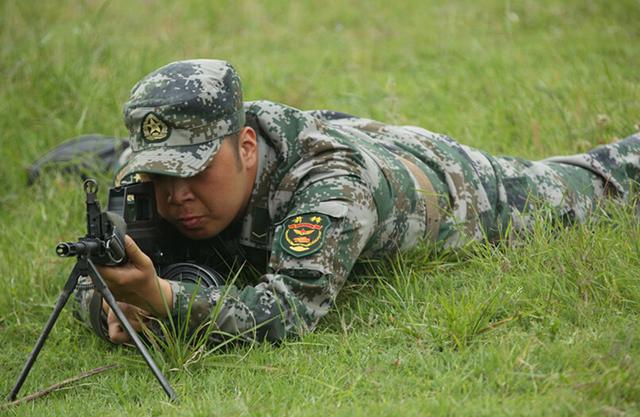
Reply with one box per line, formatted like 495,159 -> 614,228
167,99 -> 510,343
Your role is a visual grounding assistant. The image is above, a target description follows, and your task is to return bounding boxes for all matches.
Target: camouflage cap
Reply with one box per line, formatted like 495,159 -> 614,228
116,59 -> 245,183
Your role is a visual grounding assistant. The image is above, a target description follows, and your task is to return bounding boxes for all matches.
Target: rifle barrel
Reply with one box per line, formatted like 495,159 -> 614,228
56,240 -> 101,257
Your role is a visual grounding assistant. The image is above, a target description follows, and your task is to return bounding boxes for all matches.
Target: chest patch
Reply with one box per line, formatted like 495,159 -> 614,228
279,214 -> 330,257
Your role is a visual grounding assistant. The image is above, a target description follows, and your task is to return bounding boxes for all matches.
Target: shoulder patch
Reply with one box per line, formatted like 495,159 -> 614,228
279,214 -> 330,257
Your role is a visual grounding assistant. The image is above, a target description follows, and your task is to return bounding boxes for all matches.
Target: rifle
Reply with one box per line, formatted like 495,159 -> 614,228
8,179 -> 180,401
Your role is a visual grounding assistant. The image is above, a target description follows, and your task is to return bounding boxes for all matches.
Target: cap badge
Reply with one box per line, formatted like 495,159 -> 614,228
141,113 -> 170,142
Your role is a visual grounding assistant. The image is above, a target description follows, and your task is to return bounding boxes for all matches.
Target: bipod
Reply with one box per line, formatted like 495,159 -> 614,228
7,254 -> 178,402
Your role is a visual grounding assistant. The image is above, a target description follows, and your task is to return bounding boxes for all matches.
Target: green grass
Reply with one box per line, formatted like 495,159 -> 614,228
1,0 -> 640,415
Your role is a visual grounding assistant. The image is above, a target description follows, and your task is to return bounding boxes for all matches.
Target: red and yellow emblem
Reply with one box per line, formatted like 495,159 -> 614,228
280,214 -> 330,257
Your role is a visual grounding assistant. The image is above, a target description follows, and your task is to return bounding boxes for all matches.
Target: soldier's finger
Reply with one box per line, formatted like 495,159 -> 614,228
107,308 -> 131,344
124,234 -> 151,268
109,324 -> 130,344
106,303 -> 144,343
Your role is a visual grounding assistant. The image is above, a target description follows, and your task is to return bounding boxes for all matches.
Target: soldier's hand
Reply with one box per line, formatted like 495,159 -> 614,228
106,302 -> 149,344
97,235 -> 173,316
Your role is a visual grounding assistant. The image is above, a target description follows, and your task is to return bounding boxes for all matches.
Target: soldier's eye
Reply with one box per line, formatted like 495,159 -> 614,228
148,174 -> 170,185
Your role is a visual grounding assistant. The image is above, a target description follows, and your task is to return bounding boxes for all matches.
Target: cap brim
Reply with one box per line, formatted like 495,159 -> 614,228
115,139 -> 222,184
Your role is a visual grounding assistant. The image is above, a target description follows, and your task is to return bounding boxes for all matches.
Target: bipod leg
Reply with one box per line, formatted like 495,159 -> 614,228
86,259 -> 178,402
7,263 -> 83,401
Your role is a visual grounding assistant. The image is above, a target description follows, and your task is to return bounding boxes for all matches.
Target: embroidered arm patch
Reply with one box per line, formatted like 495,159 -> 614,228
279,213 -> 331,257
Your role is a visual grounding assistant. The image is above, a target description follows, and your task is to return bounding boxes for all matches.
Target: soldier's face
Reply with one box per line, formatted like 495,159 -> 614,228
152,128 -> 258,240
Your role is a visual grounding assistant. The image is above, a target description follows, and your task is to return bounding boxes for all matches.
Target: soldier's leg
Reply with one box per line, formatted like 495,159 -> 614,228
490,133 -> 640,234
545,133 -> 640,199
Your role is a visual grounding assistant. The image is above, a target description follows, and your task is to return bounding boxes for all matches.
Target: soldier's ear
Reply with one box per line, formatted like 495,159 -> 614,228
238,126 -> 257,169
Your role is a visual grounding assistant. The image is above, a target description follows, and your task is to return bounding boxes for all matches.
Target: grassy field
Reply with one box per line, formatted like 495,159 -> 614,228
1,0 -> 640,415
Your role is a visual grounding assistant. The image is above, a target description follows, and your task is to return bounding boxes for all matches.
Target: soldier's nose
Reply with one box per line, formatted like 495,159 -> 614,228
167,178 -> 195,204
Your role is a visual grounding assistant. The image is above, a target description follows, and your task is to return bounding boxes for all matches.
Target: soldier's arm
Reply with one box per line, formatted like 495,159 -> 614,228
166,175 -> 378,343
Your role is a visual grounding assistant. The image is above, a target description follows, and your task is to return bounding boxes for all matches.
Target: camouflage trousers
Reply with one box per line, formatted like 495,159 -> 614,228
432,132 -> 640,246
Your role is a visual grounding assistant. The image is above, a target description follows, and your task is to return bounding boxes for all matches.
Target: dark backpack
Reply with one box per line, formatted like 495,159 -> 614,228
27,134 -> 129,185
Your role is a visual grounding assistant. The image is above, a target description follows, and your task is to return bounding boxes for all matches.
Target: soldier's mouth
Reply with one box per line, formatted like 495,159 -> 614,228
178,215 -> 204,229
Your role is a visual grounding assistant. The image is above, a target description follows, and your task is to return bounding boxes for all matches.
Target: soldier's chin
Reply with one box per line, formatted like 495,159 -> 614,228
182,230 -> 217,240
177,224 -> 217,240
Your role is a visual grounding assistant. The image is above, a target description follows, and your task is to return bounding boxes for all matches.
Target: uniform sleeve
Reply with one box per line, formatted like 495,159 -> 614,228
72,277 -> 112,342
165,174 -> 378,343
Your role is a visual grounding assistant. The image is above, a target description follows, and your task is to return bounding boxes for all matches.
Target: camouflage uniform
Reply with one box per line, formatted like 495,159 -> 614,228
74,59 -> 640,343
